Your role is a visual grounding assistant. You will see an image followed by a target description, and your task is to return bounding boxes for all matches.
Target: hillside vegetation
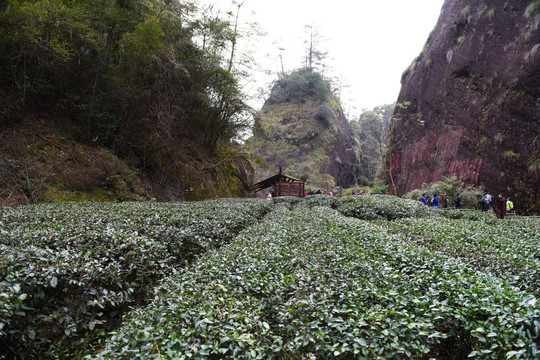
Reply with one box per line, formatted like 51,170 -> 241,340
0,0 -> 252,205
1,196 -> 539,359
247,68 -> 362,190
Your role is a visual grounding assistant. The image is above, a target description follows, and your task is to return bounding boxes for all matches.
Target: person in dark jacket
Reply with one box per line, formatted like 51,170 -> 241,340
481,192 -> 492,212
454,193 -> 462,209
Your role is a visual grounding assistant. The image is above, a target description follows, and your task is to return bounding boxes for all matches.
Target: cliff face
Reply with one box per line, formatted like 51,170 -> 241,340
247,70 -> 362,190
386,0 -> 540,213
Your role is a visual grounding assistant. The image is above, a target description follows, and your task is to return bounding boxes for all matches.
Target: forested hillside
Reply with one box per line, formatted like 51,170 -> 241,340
0,0 -> 253,205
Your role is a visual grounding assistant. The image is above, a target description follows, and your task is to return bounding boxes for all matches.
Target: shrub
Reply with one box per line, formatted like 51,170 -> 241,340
2,198 -> 539,359
267,68 -> 331,104
94,201 -> 540,360
0,199 -> 271,358
403,177 -> 485,209
336,194 -> 435,220
314,102 -> 336,126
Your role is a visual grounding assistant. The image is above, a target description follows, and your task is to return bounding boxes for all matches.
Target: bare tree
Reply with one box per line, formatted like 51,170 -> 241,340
228,1 -> 244,72
303,24 -> 328,71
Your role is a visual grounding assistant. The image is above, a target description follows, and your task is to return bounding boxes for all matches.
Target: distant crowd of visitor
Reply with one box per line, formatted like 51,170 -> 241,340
419,191 -> 514,219
305,189 -> 335,196
303,189 -> 381,196
267,188 -> 378,199
266,187 -> 515,219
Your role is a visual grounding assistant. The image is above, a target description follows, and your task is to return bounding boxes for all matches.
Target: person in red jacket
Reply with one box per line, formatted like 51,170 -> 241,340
493,193 -> 507,219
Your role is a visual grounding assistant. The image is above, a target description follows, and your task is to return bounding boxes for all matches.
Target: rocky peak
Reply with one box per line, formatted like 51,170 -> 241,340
247,68 -> 362,190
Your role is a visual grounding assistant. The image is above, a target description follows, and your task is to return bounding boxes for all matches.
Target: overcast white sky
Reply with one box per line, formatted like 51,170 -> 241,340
197,0 -> 445,118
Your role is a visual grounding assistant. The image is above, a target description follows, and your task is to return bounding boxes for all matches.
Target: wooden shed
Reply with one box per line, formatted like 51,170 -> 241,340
247,167 -> 305,198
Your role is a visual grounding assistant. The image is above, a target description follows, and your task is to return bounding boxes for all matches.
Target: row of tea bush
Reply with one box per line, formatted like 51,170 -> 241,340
94,198 -> 539,359
1,196 -> 538,359
0,199 -> 272,358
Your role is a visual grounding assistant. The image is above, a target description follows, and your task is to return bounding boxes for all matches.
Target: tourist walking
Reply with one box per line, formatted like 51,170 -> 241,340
480,192 -> 492,211
454,193 -> 462,209
506,197 -> 514,214
440,193 -> 447,209
431,194 -> 439,207
493,194 -> 507,219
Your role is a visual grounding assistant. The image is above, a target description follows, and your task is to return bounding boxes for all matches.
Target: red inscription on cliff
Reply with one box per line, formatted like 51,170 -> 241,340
391,128 -> 483,192
448,158 -> 483,187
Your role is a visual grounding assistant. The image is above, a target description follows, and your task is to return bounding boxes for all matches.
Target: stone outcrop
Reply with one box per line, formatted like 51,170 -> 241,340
386,0 -> 540,213
247,70 -> 362,190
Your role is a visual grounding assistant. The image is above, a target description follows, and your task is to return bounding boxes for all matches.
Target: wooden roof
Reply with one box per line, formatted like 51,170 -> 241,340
246,172 -> 303,193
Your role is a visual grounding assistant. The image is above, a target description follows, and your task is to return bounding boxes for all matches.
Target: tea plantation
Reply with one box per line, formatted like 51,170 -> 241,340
1,196 -> 539,359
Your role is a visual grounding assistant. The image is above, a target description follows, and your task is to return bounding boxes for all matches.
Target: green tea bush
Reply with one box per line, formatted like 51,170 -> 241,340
0,199 -> 271,358
269,196 -> 304,208
385,215 -> 540,295
2,198 -> 539,359
93,203 -> 540,360
439,208 -> 496,221
336,194 -> 435,220
301,194 -> 338,208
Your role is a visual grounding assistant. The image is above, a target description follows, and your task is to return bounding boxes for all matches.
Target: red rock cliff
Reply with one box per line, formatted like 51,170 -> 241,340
386,0 -> 540,213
